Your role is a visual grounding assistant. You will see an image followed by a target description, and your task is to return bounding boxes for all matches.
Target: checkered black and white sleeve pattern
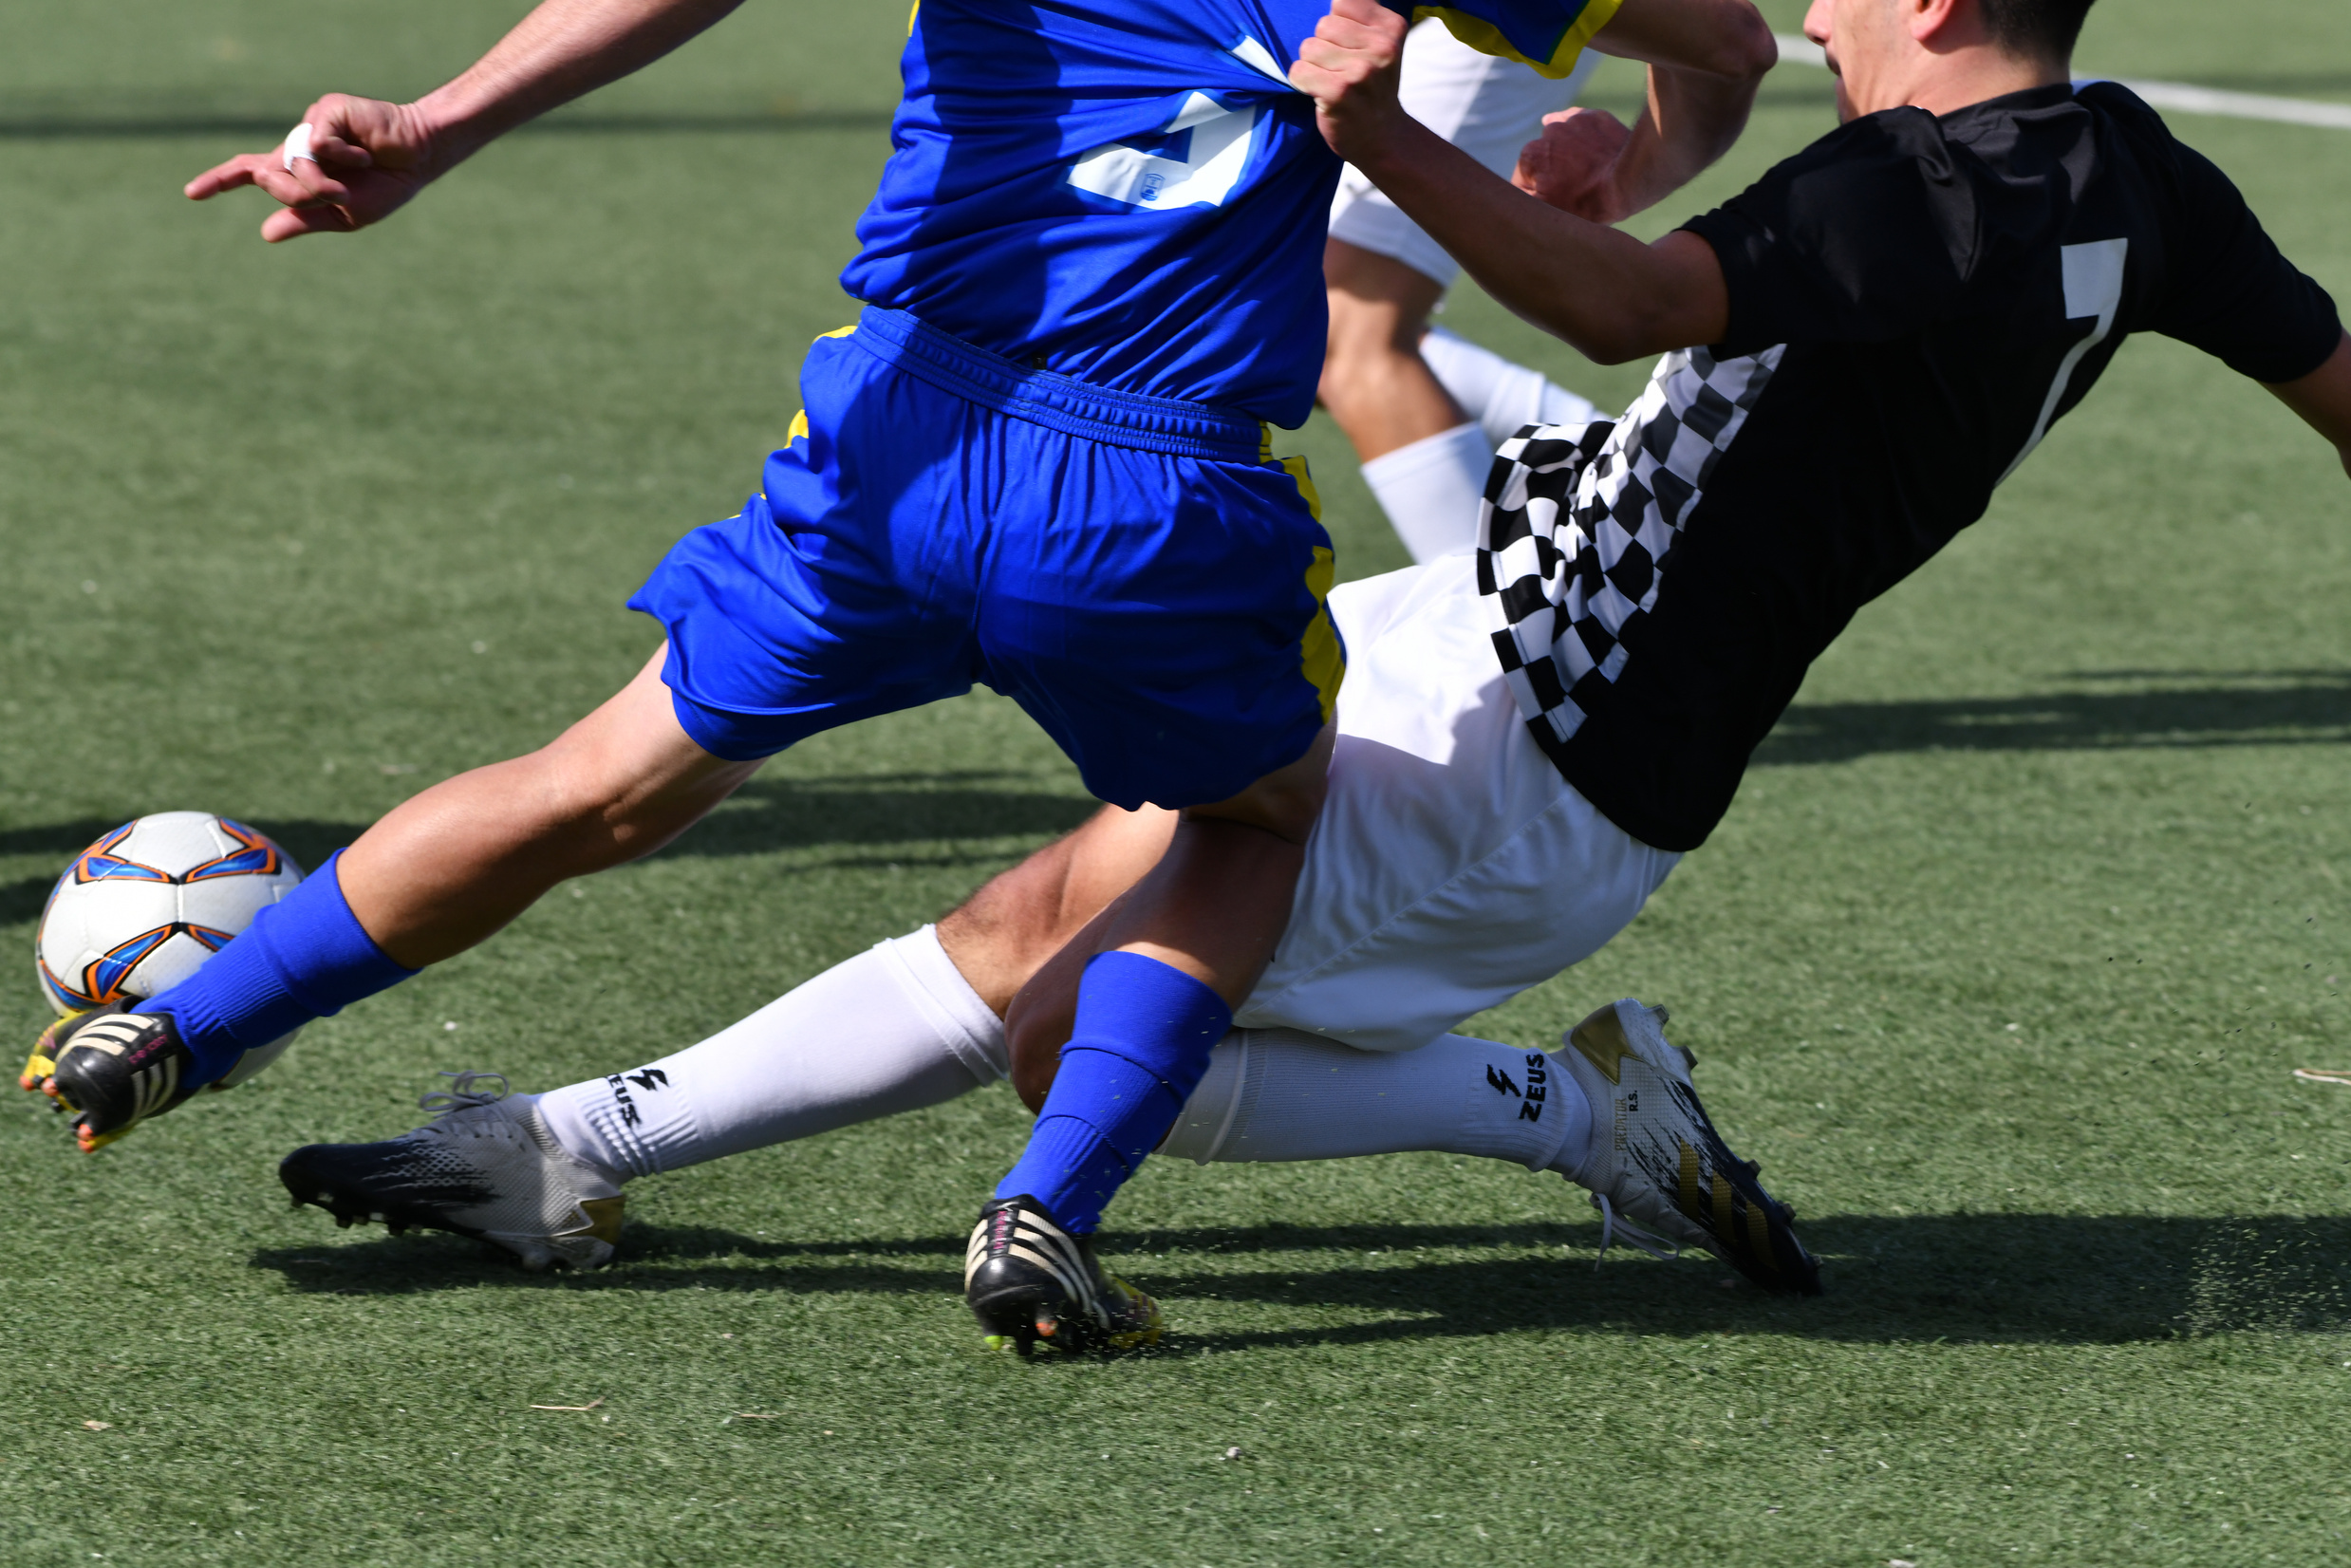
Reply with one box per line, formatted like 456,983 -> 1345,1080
1475,345 -> 1784,768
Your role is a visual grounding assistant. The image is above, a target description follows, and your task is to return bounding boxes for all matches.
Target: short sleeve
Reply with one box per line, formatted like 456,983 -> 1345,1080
1679,109 -> 1976,358
2132,116 -> 2342,383
1393,0 -> 1622,79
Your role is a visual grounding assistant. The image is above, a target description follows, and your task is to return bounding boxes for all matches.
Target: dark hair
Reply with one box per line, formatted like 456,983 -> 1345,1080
1977,0 -> 2098,61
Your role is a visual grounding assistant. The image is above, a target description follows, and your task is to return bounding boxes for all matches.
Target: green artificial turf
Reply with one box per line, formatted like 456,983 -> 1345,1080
3,1 -> 2350,1562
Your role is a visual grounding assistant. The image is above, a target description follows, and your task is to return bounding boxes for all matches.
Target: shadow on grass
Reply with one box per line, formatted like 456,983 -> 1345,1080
12,670 -> 2340,918
674,774 -> 1094,860
1757,672 -> 2351,767
250,1213 -> 2351,1348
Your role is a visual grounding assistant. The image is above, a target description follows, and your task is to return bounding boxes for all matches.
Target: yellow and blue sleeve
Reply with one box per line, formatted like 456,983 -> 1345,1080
1407,0 -> 1624,80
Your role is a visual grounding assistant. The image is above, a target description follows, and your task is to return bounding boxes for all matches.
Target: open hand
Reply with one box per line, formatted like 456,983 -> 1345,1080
1289,0 -> 1413,167
1513,107 -> 1634,223
184,94 -> 451,241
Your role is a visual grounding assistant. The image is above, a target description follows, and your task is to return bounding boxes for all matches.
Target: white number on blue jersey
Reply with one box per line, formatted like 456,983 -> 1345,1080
1068,92 -> 1259,210
1066,36 -> 1289,212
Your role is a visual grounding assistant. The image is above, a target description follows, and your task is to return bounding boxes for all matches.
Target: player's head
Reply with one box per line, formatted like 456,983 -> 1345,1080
1975,0 -> 2096,62
1804,0 -> 2093,121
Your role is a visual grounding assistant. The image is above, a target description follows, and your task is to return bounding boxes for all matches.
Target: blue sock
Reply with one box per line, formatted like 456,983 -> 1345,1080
995,951 -> 1232,1234
142,849 -> 416,1088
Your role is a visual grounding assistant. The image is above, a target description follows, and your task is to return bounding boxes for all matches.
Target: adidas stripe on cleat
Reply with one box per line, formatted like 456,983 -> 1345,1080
963,1195 -> 1164,1356
280,1072 -> 625,1272
1558,999 -> 1822,1296
25,1009 -> 200,1151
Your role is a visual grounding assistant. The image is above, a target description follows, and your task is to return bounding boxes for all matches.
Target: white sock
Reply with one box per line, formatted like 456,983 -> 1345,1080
1421,327 -> 1601,448
535,925 -> 1005,1181
1360,420 -> 1494,564
1162,1027 -> 1593,1175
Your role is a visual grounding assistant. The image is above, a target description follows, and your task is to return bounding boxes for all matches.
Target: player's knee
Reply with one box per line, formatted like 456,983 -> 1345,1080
1004,1000 -> 1065,1114
1191,723 -> 1334,845
1319,292 -> 1413,417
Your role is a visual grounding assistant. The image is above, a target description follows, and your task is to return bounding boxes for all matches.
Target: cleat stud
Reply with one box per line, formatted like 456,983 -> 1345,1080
334,1214 -> 353,1229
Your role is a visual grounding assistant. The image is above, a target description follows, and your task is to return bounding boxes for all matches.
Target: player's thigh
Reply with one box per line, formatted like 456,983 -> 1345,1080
975,439 -> 1344,812
1324,240 -> 1448,354
625,332 -> 990,763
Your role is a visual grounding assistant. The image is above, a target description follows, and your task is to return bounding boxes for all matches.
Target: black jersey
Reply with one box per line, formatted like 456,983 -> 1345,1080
1476,82 -> 2342,852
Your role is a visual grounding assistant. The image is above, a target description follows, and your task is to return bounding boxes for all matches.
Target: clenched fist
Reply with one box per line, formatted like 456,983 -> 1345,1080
1513,107 -> 1635,224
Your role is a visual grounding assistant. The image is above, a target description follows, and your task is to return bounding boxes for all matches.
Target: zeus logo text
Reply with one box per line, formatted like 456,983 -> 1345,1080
1516,1052 -> 1549,1123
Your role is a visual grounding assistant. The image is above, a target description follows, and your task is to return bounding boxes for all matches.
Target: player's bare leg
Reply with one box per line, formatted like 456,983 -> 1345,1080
1318,240 -> 1462,462
936,804 -> 1176,1018
1089,724 -> 1331,1007
338,645 -> 760,966
967,727 -> 1333,1353
1316,241 -> 1500,565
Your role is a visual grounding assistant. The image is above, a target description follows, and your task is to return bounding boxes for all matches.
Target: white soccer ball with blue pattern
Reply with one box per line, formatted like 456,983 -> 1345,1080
35,812 -> 307,1088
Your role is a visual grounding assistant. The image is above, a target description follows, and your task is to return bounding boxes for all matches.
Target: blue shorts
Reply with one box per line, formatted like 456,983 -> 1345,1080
627,307 -> 1345,811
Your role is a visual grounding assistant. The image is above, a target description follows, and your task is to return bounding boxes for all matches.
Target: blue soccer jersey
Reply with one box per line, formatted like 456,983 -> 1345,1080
841,0 -> 1621,427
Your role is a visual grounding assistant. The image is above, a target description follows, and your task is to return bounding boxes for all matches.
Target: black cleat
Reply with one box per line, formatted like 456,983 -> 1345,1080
26,1010 -> 200,1152
963,1195 -> 1164,1356
279,1073 -> 624,1271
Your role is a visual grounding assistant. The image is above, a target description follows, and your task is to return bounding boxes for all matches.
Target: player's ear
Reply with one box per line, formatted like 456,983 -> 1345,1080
1906,0 -> 1968,47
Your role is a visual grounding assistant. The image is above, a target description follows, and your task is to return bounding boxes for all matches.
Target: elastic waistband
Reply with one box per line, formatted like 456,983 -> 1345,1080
847,305 -> 1265,463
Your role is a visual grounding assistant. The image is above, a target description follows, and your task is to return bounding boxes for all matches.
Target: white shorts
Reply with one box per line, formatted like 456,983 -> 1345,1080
1327,21 -> 1600,289
1235,556 -> 1680,1053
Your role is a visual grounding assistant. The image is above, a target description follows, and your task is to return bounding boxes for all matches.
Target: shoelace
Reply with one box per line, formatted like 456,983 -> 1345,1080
418,1070 -> 512,1119
1588,1192 -> 1682,1270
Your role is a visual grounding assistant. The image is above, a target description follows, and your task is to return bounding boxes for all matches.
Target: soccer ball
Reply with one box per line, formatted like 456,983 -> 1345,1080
35,812 -> 307,1090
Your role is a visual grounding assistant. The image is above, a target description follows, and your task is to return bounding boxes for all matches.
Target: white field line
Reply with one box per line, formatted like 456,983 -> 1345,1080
1769,33 -> 2351,131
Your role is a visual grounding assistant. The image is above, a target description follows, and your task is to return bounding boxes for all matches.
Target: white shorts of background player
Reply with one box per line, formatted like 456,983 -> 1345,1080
1329,21 -> 1604,564
1328,20 -> 1603,289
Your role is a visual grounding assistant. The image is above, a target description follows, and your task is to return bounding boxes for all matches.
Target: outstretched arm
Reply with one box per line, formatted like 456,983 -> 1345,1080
184,0 -> 744,241
1294,0 -> 1728,364
2267,330 -> 2351,482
